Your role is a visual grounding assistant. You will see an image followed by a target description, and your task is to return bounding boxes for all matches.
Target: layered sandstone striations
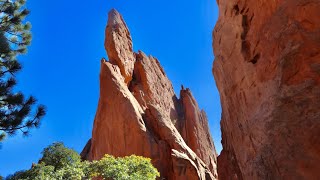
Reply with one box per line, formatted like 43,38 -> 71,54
83,9 -> 218,179
213,0 -> 320,179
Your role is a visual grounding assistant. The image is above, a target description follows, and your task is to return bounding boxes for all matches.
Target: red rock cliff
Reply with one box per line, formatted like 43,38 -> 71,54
213,0 -> 320,179
82,9 -> 218,179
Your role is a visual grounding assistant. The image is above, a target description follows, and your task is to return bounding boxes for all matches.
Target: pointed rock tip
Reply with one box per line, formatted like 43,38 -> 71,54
180,85 -> 191,92
108,8 -> 120,17
180,87 -> 192,98
136,50 -> 147,59
107,8 -> 123,26
101,58 -> 107,64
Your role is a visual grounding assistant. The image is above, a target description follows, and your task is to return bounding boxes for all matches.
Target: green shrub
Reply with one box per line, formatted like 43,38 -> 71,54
86,154 -> 160,180
39,142 -> 81,170
6,142 -> 160,180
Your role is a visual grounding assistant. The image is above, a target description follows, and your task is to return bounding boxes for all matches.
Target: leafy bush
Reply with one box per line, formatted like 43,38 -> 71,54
6,142 -> 160,180
86,154 -> 160,180
39,142 -> 81,170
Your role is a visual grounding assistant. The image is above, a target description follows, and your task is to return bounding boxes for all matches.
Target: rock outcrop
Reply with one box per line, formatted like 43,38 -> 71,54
83,9 -> 218,179
213,0 -> 320,179
105,10 -> 135,84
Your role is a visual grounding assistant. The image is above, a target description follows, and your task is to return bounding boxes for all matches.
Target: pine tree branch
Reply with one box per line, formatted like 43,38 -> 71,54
0,69 -> 11,75
6,38 -> 23,45
0,0 -> 45,141
5,30 -> 23,38
0,115 -> 37,131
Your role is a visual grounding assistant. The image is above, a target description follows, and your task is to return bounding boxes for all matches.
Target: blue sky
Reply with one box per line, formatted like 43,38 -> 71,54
0,0 -> 220,176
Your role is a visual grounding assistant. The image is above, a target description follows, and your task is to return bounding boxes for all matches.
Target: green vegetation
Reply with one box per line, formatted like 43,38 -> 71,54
86,154 -> 160,180
0,0 -> 46,141
6,142 -> 160,180
39,142 -> 81,170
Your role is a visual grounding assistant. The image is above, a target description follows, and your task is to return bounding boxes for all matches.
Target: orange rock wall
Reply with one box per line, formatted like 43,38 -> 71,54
213,0 -> 320,179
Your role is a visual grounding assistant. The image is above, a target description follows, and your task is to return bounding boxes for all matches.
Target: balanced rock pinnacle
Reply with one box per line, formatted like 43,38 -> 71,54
213,0 -> 320,179
105,9 -> 135,84
82,9 -> 218,179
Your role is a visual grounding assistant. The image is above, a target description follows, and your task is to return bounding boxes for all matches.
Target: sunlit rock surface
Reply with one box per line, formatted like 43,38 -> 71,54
83,9 -> 218,180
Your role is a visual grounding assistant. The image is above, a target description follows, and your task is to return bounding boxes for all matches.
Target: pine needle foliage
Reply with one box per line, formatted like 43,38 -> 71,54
0,0 -> 46,141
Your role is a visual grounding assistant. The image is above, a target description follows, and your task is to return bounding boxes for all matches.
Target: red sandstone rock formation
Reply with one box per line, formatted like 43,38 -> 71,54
82,9 -> 218,179
213,0 -> 320,179
105,10 -> 135,84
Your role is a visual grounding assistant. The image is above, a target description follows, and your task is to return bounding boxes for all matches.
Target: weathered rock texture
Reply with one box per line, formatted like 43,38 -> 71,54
83,9 -> 218,179
213,0 -> 320,179
105,10 -> 135,84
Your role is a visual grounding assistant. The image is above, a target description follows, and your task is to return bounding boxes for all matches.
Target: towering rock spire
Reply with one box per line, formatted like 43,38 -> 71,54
105,9 -> 135,84
82,9 -> 218,179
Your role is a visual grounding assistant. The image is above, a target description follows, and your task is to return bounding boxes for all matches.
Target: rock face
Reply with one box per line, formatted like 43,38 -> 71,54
213,0 -> 320,179
105,10 -> 135,84
83,9 -> 218,179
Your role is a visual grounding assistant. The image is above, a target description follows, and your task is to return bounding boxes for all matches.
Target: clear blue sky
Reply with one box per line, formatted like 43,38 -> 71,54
0,0 -> 220,176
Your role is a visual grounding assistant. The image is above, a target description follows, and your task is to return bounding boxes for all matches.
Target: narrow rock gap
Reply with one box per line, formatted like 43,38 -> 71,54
233,5 -> 240,16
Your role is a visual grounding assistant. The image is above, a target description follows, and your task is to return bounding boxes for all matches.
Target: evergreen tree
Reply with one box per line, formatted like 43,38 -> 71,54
0,0 -> 45,141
